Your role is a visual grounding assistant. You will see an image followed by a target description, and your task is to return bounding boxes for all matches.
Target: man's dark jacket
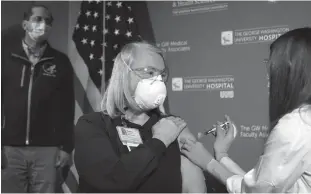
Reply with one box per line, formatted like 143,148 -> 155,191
1,26 -> 75,154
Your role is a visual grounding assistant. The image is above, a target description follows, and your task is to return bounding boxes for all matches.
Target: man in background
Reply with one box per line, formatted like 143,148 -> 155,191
1,5 -> 75,193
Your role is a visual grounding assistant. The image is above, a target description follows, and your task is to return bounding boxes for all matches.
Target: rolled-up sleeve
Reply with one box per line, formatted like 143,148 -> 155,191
74,115 -> 167,192
226,114 -> 310,193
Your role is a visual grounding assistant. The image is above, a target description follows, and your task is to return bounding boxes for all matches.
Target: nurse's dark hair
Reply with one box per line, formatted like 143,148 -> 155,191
268,27 -> 311,128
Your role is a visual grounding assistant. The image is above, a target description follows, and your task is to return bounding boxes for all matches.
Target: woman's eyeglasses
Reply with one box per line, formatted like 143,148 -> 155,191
120,54 -> 169,82
130,67 -> 169,82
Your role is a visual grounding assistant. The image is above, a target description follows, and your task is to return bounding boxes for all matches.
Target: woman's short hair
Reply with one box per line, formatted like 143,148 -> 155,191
100,41 -> 165,118
269,27 -> 311,127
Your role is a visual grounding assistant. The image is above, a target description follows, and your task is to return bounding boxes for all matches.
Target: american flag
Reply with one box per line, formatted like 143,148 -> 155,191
60,1 -> 142,193
104,1 -> 141,82
73,0 -> 104,91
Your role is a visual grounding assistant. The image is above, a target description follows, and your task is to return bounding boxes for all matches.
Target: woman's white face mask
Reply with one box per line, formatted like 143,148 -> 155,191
134,75 -> 167,110
120,51 -> 168,111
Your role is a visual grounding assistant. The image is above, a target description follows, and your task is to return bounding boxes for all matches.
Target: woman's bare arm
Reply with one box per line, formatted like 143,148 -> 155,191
178,127 -> 207,193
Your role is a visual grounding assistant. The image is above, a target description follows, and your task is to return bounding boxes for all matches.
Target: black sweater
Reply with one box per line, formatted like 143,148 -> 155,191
74,111 -> 182,193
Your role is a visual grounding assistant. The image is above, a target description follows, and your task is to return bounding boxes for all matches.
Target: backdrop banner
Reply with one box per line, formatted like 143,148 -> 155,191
147,1 -> 311,171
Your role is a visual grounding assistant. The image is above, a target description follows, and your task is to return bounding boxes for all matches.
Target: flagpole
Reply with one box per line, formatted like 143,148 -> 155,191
101,1 -> 106,96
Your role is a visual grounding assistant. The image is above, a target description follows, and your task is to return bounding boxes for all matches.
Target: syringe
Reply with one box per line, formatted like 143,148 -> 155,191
197,122 -> 229,139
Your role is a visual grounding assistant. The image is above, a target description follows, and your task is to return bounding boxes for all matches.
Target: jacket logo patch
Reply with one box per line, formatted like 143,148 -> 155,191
42,63 -> 57,77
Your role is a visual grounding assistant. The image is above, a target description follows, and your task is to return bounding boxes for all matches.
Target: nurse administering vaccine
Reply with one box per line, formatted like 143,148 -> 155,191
181,27 -> 311,193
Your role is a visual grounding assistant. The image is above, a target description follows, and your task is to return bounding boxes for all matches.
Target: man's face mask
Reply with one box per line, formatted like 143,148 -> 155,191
26,21 -> 51,42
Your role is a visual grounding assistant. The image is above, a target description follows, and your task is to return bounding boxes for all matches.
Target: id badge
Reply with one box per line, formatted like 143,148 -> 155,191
116,126 -> 143,148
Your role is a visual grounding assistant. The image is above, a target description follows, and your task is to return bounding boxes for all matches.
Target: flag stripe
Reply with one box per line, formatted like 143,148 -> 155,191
69,150 -> 79,183
85,77 -> 101,112
63,167 -> 79,192
73,72 -> 93,113
70,40 -> 101,112
74,100 -> 83,124
70,164 -> 79,184
61,182 -> 71,193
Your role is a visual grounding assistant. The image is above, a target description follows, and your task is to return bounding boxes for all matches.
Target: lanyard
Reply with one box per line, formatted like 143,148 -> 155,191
120,115 -> 128,127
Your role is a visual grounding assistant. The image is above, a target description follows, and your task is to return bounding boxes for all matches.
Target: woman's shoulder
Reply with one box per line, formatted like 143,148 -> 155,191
272,105 -> 311,144
278,105 -> 311,129
78,112 -> 106,123
76,112 -> 112,134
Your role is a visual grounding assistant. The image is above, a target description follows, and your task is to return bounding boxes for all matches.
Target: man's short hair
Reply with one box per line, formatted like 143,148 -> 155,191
23,5 -> 54,23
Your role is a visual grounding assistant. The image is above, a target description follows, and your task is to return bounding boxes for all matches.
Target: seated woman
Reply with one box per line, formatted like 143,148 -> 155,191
74,42 -> 206,193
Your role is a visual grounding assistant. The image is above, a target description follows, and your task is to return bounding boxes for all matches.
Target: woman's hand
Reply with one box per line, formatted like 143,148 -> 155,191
180,138 -> 214,170
152,116 -> 187,147
214,115 -> 237,161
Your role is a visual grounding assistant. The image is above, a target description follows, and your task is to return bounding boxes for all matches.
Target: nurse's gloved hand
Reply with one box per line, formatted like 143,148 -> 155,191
214,115 -> 237,161
180,138 -> 214,169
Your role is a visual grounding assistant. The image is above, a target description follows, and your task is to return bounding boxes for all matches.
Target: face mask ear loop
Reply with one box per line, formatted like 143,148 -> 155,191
120,51 -> 133,73
121,52 -> 145,82
121,51 -> 143,111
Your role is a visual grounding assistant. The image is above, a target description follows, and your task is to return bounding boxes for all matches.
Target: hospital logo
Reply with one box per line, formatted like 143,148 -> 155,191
221,31 -> 233,46
172,77 -> 183,91
220,90 -> 234,98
